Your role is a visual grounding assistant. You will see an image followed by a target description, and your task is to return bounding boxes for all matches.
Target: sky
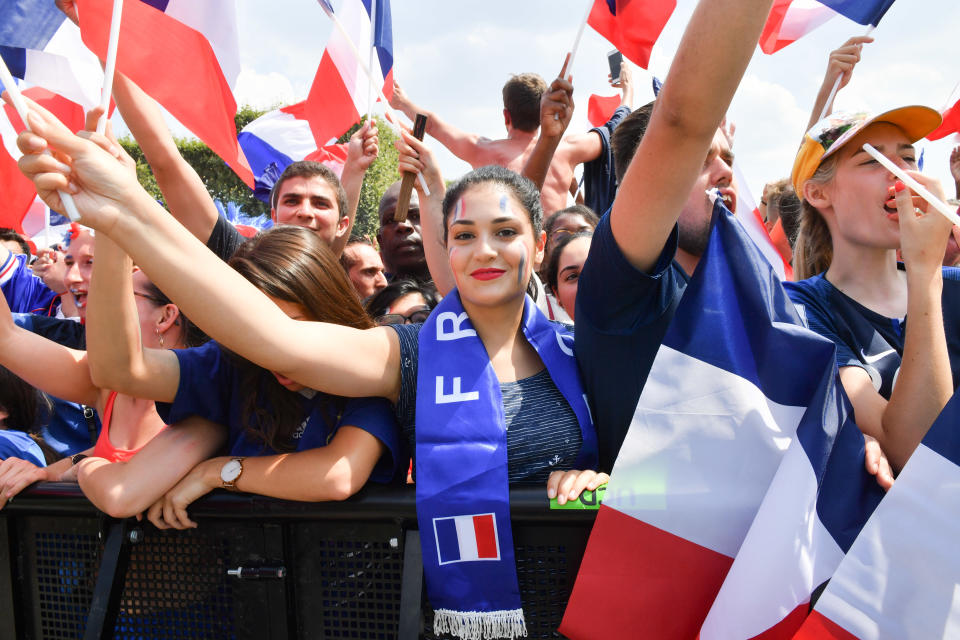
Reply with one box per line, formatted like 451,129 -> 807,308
135,0 -> 960,205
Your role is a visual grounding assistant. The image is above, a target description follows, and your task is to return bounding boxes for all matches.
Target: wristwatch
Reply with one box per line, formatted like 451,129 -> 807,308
220,457 -> 246,490
71,453 -> 89,465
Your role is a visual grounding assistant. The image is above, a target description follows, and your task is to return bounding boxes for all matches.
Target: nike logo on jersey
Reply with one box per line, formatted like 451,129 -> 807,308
861,348 -> 897,364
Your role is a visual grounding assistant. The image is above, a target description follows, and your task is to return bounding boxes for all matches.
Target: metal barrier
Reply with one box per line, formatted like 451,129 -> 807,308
0,483 -> 598,639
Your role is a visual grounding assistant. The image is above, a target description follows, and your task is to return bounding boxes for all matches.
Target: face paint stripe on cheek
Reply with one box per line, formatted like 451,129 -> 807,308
453,198 -> 465,222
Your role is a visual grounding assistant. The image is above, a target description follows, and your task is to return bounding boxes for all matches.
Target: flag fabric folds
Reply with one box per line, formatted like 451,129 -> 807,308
817,0 -> 895,26
75,0 -> 254,187
0,85 -> 85,232
560,198 -> 869,639
587,0 -> 676,70
237,101 -> 348,204
306,0 -> 394,146
760,0 -> 839,54
927,97 -> 960,141
734,163 -> 793,280
586,93 -> 621,128
793,389 -> 960,640
0,0 -> 103,109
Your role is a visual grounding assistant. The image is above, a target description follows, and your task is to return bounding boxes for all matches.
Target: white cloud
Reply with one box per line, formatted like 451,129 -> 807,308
233,69 -> 297,110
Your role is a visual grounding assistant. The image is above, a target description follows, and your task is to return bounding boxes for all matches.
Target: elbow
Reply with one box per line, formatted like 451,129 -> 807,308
318,462 -> 366,502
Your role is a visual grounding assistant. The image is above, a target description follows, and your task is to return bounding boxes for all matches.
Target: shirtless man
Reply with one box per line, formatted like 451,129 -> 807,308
390,70 -> 631,216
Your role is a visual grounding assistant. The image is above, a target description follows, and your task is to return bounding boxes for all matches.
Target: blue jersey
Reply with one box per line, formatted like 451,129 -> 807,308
785,266 -> 960,398
0,252 -> 59,316
156,341 -> 403,483
0,430 -> 46,467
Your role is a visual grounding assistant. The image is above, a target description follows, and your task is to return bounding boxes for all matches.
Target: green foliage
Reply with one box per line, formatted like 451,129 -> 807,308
116,107 -> 401,232
118,104 -> 271,220
338,115 -> 400,239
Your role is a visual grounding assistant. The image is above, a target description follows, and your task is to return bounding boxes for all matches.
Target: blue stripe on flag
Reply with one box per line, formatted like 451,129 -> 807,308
919,391 -> 960,468
434,518 -> 461,564
0,47 -> 26,81
237,131 -> 295,183
138,0 -> 170,11
0,0 -> 64,50
360,0 -> 394,83
818,0 -> 895,26
662,201 -> 837,407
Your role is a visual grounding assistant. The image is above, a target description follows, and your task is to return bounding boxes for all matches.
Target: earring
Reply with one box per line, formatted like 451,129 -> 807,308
155,328 -> 164,348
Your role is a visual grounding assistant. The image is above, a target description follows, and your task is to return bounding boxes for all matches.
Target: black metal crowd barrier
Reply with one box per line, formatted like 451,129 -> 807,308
0,483 -> 599,639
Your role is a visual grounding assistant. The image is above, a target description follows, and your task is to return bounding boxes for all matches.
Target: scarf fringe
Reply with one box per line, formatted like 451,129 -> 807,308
433,607 -> 527,640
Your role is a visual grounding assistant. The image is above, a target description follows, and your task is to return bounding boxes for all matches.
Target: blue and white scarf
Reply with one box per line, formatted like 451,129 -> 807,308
416,290 -> 597,639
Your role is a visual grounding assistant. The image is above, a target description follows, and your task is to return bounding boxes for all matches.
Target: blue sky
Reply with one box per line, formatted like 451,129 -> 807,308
178,0 -> 960,202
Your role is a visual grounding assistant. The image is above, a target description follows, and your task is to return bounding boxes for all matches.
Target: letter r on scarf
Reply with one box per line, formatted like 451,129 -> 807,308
436,376 -> 480,404
436,312 -> 477,341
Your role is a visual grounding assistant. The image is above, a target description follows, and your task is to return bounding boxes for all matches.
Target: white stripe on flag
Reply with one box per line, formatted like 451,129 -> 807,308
27,20 -> 102,109
244,110 -> 317,160
163,0 -> 241,86
327,0 -> 379,116
454,516 -> 479,561
604,345 -> 807,557
813,444 -> 960,640
700,437 -> 845,638
778,0 -> 838,39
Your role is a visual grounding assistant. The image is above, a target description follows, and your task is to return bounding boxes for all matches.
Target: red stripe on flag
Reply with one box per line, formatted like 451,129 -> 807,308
745,603 -> 810,639
76,0 -> 253,187
472,514 -> 498,559
560,505 -> 733,640
304,53 -> 363,146
759,0 -> 795,54
587,0 -> 676,70
792,610 -> 860,639
587,94 -> 621,128
927,99 -> 960,141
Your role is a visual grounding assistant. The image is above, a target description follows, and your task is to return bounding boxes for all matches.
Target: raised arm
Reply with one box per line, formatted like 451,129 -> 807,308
841,176 -> 954,472
15,101 -> 403,403
85,232 -> 181,402
333,119 -> 380,256
390,80 -> 490,167
0,284 -> 98,406
396,130 -> 454,295
610,0 -> 776,272
523,58 -> 574,192
110,73 -> 222,243
806,36 -> 874,131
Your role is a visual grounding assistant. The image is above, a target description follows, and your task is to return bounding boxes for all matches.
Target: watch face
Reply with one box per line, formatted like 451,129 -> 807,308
221,459 -> 242,483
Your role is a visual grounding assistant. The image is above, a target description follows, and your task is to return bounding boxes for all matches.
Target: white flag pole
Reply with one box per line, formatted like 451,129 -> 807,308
862,143 -> 960,226
366,0 -> 378,123
0,59 -> 82,222
97,0 -> 124,135
817,25 -> 875,123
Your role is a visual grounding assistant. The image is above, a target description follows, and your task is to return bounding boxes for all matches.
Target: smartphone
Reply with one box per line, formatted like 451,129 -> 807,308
607,49 -> 623,83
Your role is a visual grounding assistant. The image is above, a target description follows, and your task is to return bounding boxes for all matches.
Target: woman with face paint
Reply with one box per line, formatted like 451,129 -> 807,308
13,90 -> 604,637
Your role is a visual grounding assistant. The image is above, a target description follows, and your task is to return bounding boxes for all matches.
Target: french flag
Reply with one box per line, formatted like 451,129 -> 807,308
734,163 -> 793,280
794,390 -> 960,640
927,97 -> 960,141
75,0 -> 254,187
560,199 -> 850,639
760,0 -> 896,54
238,101 -> 349,204
0,85 -> 85,232
305,0 -> 393,146
433,513 -> 501,565
587,0 -> 676,69
0,0 -> 103,109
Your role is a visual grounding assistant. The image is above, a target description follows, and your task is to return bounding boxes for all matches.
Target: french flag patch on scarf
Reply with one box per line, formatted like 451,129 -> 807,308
434,514 -> 501,565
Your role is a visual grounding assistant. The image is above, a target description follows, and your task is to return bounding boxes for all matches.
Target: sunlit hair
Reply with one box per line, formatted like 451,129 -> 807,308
544,205 -> 599,237
441,165 -> 543,245
793,155 -> 839,280
226,226 -> 375,452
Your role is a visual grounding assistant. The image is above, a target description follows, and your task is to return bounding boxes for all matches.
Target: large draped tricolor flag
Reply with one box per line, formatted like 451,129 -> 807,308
74,0 -> 254,187
559,199 -> 879,639
587,0 -> 676,70
794,389 -> 960,639
734,164 -> 793,280
0,83 -> 85,232
238,101 -> 349,204
760,0 -> 896,54
306,0 -> 393,146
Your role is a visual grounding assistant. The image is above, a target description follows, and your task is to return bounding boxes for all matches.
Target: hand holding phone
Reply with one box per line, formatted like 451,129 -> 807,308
607,49 -> 623,84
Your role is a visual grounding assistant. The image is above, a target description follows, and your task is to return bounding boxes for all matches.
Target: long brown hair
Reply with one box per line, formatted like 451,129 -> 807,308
226,226 -> 375,453
793,155 -> 839,280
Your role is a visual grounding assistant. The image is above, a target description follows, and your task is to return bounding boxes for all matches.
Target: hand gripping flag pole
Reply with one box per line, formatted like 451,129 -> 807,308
817,24 -> 875,123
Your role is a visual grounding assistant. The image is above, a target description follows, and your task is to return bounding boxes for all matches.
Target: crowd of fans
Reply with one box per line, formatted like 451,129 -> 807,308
1,0 -> 959,634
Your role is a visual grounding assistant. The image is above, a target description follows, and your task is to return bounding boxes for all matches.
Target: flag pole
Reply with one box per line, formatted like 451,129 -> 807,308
817,24 -> 875,123
0,58 -> 82,222
366,0 -> 377,123
97,0 -> 124,135
565,0 -> 593,79
862,143 -> 960,226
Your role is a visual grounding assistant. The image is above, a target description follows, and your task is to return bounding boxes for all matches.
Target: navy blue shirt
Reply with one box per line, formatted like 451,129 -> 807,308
0,430 -> 46,466
583,105 -> 630,217
156,341 -> 402,483
785,266 -> 960,398
574,212 -> 690,472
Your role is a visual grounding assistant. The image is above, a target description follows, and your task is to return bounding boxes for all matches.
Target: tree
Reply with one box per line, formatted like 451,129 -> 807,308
118,105 -> 271,219
338,115 -> 400,239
